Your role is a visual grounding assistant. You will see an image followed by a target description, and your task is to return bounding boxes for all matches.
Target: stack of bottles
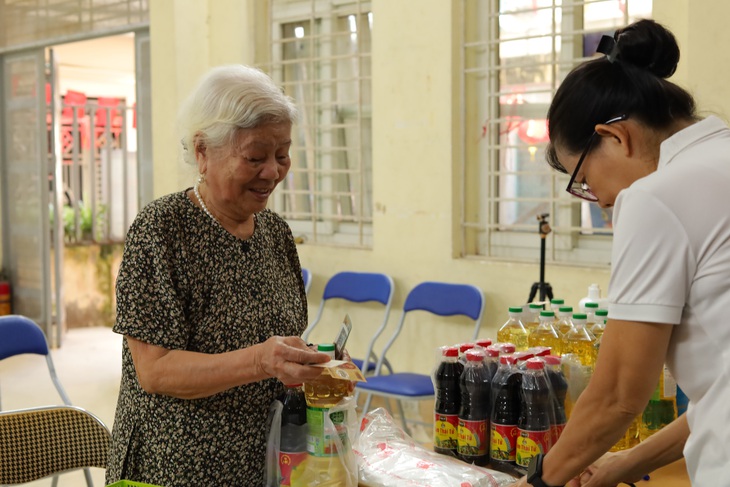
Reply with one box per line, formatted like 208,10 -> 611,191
433,338 -> 569,474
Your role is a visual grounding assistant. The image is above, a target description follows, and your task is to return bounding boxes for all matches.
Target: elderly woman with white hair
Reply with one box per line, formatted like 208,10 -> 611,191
106,65 -> 330,486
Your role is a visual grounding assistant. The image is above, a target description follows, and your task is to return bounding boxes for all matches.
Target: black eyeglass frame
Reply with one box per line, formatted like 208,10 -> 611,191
565,114 -> 628,201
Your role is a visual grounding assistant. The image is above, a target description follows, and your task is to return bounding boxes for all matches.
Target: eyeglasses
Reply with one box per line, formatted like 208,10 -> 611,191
566,114 -> 628,201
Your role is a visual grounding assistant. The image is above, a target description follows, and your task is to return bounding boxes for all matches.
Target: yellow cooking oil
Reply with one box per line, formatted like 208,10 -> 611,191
497,307 -> 529,351
528,310 -> 562,356
523,303 -> 544,334
556,306 -> 574,337
561,314 -> 597,367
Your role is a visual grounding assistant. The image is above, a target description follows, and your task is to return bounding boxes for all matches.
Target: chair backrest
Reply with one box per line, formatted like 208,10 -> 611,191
0,405 -> 111,484
0,315 -> 72,408
302,271 -> 394,346
372,281 -> 485,375
301,268 -> 313,295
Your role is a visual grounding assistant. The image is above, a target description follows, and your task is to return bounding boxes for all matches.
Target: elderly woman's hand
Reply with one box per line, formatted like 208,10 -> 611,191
255,335 -> 331,385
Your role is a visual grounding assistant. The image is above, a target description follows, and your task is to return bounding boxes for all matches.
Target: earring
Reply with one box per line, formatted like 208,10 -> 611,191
198,173 -> 206,184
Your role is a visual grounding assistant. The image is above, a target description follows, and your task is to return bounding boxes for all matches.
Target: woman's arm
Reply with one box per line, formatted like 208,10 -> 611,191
127,335 -> 330,399
538,318 -> 675,485
568,413 -> 688,487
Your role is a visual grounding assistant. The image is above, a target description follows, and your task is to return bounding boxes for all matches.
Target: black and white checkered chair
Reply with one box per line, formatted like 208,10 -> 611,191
0,405 -> 110,486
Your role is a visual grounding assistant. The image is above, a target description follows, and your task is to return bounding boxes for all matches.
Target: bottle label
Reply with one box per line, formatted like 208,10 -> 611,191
516,428 -> 551,467
278,450 -> 307,486
490,423 -> 518,462
662,366 -> 677,399
306,407 -> 348,457
433,413 -> 459,451
551,423 -> 565,445
457,418 -> 488,457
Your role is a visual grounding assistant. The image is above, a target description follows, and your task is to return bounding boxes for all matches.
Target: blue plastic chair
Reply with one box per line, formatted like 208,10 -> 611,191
0,315 -> 98,486
301,271 -> 395,375
355,281 -> 484,435
301,267 -> 313,295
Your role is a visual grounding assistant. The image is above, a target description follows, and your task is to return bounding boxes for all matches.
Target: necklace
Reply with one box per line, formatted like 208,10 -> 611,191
193,180 -> 219,225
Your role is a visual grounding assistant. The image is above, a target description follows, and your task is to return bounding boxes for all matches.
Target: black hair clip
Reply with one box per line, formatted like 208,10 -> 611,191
596,34 -> 620,63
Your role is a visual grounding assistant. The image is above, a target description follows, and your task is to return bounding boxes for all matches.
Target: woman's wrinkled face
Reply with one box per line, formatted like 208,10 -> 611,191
201,122 -> 292,219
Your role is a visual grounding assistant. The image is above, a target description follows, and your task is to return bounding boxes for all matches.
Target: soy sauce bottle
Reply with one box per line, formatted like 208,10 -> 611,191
516,358 -> 552,468
278,384 -> 308,486
434,346 -> 462,456
490,354 -> 521,470
457,349 -> 491,466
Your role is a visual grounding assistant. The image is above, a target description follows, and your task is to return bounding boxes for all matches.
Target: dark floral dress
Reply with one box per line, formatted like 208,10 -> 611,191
106,191 -> 307,486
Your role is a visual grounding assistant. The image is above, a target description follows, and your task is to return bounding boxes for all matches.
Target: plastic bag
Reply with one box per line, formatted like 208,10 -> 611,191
265,395 -> 359,487
355,408 -> 515,487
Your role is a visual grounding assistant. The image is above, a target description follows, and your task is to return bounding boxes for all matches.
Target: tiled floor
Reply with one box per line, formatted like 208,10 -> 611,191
0,326 -> 123,486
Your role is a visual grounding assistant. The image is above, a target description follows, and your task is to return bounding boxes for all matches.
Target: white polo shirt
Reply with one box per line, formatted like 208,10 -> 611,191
607,116 -> 730,486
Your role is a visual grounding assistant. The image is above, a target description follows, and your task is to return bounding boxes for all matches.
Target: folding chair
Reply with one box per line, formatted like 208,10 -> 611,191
0,405 -> 111,485
0,315 -> 97,486
301,271 -> 394,375
301,267 -> 313,295
355,281 -> 484,435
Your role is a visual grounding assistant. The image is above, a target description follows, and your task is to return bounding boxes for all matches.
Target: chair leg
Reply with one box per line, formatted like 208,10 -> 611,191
51,475 -> 59,487
395,399 -> 412,437
83,467 -> 94,487
359,393 -> 374,426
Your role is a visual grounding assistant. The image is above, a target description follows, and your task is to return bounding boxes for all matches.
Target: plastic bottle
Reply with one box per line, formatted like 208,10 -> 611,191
584,301 -> 599,328
579,283 -> 607,312
434,346 -> 463,456
497,307 -> 529,351
458,349 -> 491,466
490,354 -> 521,470
524,303 -> 545,334
516,358 -> 553,467
303,343 -> 350,486
278,384 -> 308,487
591,309 -> 608,344
528,311 -> 562,356
483,345 -> 501,381
549,298 -> 564,313
640,365 -> 677,441
561,314 -> 596,419
497,343 -> 516,355
542,356 -> 567,445
556,306 -> 574,337
458,342 -> 476,366
475,338 -> 493,350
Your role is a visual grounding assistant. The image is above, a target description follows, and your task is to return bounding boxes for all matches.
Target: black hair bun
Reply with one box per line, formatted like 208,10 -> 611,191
614,19 -> 680,78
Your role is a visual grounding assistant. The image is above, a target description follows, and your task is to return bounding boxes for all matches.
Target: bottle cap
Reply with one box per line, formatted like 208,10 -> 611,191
530,346 -> 551,357
466,349 -> 486,362
514,351 -> 535,362
459,343 -> 475,353
526,357 -> 546,370
558,306 -> 573,313
442,346 -> 459,357
542,355 -> 561,366
572,313 -> 587,320
584,302 -> 599,309
595,309 -> 608,317
508,306 -> 523,313
528,303 -> 544,310
498,343 -> 516,354
499,354 -> 517,365
550,298 -> 564,305
317,343 -> 336,352
475,338 -> 493,348
539,310 -> 555,317
484,345 -> 501,357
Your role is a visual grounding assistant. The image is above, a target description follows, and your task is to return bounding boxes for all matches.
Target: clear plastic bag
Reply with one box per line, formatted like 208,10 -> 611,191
355,408 -> 515,487
266,395 -> 359,487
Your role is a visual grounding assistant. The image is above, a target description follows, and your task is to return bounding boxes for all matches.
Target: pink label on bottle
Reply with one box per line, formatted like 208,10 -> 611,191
279,451 -> 307,486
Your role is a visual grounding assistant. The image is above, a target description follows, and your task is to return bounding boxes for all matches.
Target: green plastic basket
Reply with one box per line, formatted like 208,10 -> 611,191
106,481 -> 163,487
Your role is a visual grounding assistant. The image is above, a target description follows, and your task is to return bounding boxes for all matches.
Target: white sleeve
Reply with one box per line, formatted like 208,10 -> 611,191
607,188 -> 695,324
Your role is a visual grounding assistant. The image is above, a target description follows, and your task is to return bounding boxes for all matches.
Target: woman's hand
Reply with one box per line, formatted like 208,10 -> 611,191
255,335 -> 331,385
565,451 -> 644,487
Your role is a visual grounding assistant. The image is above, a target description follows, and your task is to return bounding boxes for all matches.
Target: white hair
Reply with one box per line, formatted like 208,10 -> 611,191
178,65 -> 298,164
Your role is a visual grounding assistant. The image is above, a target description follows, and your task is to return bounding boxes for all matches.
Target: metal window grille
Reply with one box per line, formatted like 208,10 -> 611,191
264,0 -> 372,247
0,0 -> 148,51
461,0 -> 651,265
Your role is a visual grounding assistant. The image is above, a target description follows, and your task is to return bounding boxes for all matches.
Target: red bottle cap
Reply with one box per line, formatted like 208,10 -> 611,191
542,355 -> 561,366
484,345 -> 500,358
499,354 -> 517,365
475,339 -> 493,348
526,357 -> 546,370
465,349 -> 486,362
442,346 -> 459,357
459,343 -> 475,353
514,351 -> 535,362
499,343 -> 516,354
530,346 -> 551,357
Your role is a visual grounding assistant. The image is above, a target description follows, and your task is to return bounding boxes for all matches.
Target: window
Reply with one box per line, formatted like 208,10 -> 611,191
266,0 -> 372,247
461,0 -> 652,265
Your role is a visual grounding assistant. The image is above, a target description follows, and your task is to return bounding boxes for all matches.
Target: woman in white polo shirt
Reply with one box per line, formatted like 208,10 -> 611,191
509,19 -> 730,487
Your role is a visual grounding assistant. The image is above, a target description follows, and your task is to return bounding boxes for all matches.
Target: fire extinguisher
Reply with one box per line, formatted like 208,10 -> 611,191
0,279 -> 11,316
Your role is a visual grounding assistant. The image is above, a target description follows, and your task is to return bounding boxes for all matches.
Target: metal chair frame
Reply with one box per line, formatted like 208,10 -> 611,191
355,281 -> 485,435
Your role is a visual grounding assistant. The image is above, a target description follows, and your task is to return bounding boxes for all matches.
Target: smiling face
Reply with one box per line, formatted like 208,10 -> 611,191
196,122 -> 292,222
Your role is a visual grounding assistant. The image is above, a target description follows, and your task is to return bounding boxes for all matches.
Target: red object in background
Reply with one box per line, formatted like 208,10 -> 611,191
0,280 -> 11,316
62,90 -> 87,120
95,96 -> 123,127
517,118 -> 549,145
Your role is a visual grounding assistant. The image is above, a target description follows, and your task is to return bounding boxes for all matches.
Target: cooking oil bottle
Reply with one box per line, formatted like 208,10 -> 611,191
524,303 -> 544,334
590,309 -> 608,344
561,314 -> 597,367
497,307 -> 529,351
302,343 -> 351,486
640,365 -> 677,442
555,306 -> 574,337
528,311 -> 562,356
610,414 -> 641,452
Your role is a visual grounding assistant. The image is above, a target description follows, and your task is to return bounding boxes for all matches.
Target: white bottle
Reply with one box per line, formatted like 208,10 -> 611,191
578,284 -> 607,312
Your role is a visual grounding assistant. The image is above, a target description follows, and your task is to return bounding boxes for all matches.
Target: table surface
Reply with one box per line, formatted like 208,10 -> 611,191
641,458 -> 690,486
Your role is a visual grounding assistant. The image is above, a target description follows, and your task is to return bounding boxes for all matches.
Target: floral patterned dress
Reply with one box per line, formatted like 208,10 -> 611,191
106,191 -> 307,486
